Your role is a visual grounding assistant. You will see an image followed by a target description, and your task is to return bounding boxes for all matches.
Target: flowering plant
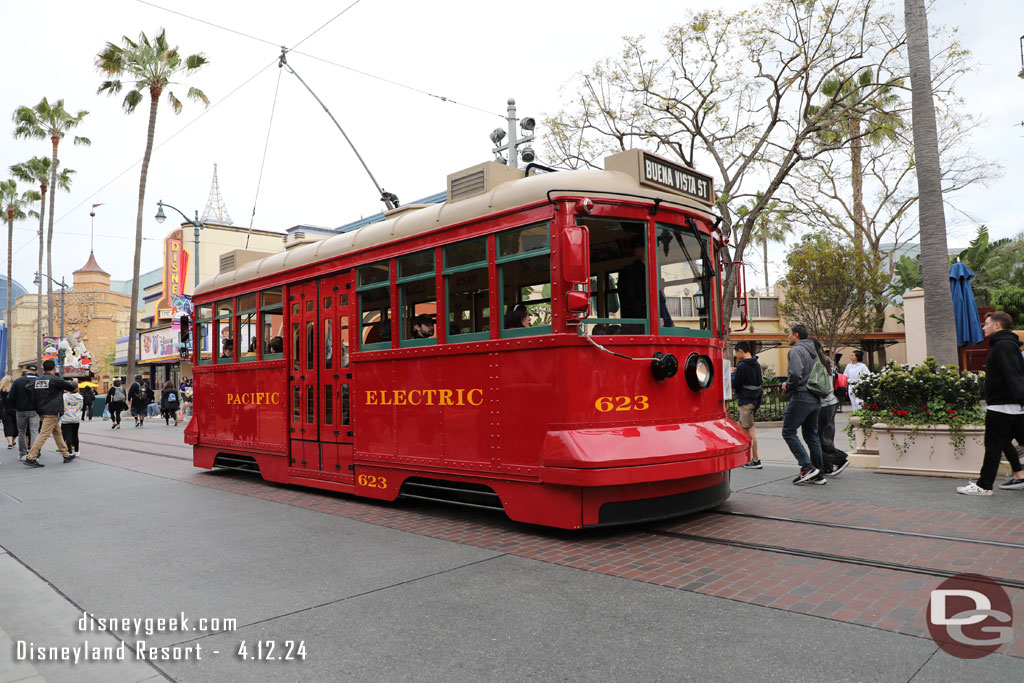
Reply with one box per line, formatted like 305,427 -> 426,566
848,357 -> 985,457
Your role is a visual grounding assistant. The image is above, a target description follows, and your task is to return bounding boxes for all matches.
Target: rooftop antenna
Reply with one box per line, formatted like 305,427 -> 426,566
278,47 -> 399,210
89,203 -> 103,252
202,164 -> 234,225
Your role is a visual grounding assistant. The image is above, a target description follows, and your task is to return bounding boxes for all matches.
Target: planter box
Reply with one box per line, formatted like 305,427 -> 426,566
874,422 -> 1004,478
848,415 -> 879,469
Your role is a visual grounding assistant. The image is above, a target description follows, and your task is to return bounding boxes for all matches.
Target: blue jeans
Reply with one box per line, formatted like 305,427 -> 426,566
782,391 -> 823,470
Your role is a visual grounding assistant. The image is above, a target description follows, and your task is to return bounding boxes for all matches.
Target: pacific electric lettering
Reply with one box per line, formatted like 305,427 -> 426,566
365,389 -> 483,407
226,392 -> 281,406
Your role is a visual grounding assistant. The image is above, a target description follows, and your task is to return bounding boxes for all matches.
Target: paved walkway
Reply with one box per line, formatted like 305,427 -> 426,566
0,416 -> 1021,681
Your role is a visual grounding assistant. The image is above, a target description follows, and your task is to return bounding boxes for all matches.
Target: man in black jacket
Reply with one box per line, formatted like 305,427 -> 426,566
958,311 -> 1024,495
128,374 -> 152,427
9,364 -> 39,460
23,360 -> 76,467
731,341 -> 763,468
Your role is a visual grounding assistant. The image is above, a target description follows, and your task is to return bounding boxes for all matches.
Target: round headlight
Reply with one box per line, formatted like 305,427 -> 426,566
696,355 -> 714,388
684,353 -> 715,392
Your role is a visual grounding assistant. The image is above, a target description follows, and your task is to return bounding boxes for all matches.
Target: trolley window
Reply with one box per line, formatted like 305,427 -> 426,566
357,261 -> 391,350
237,293 -> 258,361
215,300 -> 235,363
497,223 -> 551,337
578,217 -> 649,335
261,288 -> 284,359
196,304 -> 213,365
398,250 -> 437,347
656,222 -> 714,337
444,238 -> 489,342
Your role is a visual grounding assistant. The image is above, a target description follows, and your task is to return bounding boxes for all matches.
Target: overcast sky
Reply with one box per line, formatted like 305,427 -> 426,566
0,0 -> 1020,292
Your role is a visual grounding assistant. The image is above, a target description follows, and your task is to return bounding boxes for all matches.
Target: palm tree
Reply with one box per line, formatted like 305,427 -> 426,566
905,0 -> 957,366
11,157 -> 51,367
96,29 -> 209,379
738,193 -> 792,295
1,179 -> 40,371
811,69 -> 903,248
12,98 -> 90,335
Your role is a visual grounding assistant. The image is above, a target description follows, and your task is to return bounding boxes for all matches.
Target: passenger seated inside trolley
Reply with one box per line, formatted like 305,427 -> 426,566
504,304 -> 530,329
221,338 -> 233,358
266,335 -> 284,354
410,314 -> 435,339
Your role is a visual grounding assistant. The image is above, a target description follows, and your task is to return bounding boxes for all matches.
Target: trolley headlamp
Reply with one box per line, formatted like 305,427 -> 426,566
684,353 -> 714,392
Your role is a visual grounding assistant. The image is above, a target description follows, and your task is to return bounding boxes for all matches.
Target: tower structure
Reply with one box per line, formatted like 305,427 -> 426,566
201,163 -> 234,225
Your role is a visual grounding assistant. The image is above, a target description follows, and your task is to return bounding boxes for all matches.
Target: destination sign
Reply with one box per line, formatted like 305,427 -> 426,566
641,153 -> 713,204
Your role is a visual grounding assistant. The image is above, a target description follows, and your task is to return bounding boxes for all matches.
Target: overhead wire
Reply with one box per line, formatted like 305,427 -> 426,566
246,67 -> 284,247
135,0 -> 504,118
52,57 -> 279,227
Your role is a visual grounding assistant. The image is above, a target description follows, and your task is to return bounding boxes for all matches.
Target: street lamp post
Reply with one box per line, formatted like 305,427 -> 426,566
34,271 -> 68,373
155,200 -> 204,289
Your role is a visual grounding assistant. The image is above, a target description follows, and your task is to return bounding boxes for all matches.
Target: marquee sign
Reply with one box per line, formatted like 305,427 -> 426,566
156,232 -> 190,321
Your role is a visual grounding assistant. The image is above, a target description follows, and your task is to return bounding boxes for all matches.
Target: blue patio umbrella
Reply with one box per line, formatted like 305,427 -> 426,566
949,261 -> 984,347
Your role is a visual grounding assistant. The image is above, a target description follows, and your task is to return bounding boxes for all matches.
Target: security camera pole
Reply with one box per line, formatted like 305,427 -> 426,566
490,98 -> 535,168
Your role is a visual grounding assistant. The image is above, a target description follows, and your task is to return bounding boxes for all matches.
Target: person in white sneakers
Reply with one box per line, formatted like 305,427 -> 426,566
957,311 -> 1024,496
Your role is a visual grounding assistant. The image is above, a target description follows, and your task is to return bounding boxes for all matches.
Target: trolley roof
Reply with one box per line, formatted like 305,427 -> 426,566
195,154 -> 716,297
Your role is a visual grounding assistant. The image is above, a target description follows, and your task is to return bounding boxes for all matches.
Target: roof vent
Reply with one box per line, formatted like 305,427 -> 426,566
447,161 -> 524,203
219,252 -> 236,273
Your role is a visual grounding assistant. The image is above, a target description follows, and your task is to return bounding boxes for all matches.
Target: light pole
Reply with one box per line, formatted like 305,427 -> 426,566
34,271 -> 68,373
489,98 -> 536,168
1019,35 -> 1024,79
155,200 -> 204,290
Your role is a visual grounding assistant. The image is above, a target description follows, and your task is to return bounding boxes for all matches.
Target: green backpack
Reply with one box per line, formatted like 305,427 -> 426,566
807,359 -> 831,398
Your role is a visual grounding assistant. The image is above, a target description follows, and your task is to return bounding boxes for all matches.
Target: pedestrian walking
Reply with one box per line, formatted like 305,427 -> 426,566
128,374 -> 152,427
23,360 -> 76,467
80,384 -> 95,421
731,341 -> 763,469
60,382 -> 83,456
106,379 -> 127,429
9,365 -> 40,460
957,311 -> 1024,495
781,324 -> 826,485
181,378 -> 194,417
843,350 -> 871,411
812,338 -> 850,476
0,375 -> 18,452
160,380 -> 180,426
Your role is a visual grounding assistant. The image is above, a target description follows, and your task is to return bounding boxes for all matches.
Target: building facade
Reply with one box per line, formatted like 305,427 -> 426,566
9,251 -> 132,389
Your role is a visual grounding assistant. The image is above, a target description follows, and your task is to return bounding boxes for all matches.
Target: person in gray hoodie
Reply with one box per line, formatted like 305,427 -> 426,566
781,324 -> 825,484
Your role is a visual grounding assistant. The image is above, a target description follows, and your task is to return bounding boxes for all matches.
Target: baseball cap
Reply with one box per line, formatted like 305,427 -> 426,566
25,363 -> 37,371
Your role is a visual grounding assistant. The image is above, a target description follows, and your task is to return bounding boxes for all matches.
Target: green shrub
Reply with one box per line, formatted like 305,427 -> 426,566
848,357 -> 985,456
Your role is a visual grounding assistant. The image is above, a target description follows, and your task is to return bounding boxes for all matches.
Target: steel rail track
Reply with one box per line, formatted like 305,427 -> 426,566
710,509 -> 1024,551
648,528 -> 1024,590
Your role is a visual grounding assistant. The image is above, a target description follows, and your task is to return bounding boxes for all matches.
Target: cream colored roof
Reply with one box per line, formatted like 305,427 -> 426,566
194,167 -> 715,297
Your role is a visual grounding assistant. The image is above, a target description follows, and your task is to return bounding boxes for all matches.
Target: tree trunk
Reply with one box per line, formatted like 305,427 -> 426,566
850,119 -> 864,250
36,184 -> 46,369
763,231 -> 769,295
6,211 -> 12,373
46,136 -> 58,338
905,0 -> 957,367
127,91 -> 161,381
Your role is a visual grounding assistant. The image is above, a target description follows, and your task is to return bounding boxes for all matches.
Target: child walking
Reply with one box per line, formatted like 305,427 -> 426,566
61,382 -> 84,456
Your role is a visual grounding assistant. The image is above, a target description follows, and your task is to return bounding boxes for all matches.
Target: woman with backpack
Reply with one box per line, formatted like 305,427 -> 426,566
812,338 -> 850,476
160,381 -> 181,426
106,380 -> 127,429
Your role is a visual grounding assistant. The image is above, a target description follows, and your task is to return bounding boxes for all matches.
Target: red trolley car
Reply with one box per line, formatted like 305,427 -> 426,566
186,149 -> 750,529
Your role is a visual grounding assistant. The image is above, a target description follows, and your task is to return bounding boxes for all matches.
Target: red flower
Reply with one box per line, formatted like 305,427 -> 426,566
947,409 -> 956,415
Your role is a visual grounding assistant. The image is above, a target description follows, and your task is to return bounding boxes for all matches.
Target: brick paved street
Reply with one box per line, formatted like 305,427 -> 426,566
1,416 -> 1022,681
